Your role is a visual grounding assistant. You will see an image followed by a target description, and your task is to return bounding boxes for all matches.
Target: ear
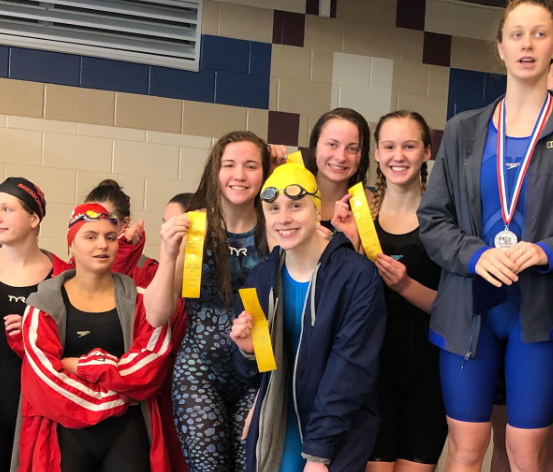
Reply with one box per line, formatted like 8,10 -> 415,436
122,216 -> 131,228
374,147 -> 381,163
497,42 -> 504,62
30,213 -> 41,230
423,145 -> 432,163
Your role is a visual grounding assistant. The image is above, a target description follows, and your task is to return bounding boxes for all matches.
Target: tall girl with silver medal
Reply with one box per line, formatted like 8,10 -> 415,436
418,1 -> 553,470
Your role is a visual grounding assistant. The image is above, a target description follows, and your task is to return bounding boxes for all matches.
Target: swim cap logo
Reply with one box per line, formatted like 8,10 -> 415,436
17,183 -> 45,219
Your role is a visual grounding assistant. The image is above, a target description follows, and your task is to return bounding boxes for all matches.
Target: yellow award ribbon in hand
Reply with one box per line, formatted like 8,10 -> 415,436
286,151 -> 304,166
182,211 -> 207,298
239,288 -> 277,373
349,182 -> 382,263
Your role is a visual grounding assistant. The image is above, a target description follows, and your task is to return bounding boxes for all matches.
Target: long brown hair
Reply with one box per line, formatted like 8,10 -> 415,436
187,131 -> 271,306
371,111 -> 431,219
306,108 -> 371,187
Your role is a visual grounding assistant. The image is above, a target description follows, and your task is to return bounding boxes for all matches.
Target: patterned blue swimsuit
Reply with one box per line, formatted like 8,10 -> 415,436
172,228 -> 260,472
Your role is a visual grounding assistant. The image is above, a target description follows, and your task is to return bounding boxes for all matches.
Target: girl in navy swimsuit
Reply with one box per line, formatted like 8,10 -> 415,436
418,1 -> 553,470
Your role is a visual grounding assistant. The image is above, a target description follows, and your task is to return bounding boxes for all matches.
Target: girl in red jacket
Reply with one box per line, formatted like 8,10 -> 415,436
14,202 -> 185,472
0,177 -> 70,471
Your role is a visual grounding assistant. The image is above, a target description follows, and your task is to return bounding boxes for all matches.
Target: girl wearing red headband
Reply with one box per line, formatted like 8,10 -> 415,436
0,177 -> 70,471
12,202 -> 185,472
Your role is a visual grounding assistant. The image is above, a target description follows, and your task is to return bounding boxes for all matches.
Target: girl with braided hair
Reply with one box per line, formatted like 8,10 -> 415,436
333,111 -> 446,472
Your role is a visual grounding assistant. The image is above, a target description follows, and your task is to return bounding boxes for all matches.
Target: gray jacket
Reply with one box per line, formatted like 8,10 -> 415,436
417,95 -> 553,357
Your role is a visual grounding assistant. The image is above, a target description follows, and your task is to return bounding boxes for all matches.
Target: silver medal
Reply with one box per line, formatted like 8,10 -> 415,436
494,229 -> 518,249
495,95 -> 551,251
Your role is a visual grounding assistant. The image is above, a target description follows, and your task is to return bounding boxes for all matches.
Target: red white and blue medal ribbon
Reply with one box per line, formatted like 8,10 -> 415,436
495,94 -> 552,248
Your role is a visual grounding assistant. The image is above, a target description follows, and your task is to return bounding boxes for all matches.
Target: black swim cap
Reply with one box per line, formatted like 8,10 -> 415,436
0,177 -> 46,221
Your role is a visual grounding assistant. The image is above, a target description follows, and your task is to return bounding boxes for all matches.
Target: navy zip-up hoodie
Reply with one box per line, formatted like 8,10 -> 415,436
234,233 -> 386,472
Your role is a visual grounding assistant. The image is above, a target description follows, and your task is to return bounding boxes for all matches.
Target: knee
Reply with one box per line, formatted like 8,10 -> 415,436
507,454 -> 544,472
448,434 -> 489,467
506,445 -> 546,472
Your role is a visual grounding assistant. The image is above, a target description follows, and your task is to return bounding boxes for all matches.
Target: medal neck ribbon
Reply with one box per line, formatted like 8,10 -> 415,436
497,93 -> 552,227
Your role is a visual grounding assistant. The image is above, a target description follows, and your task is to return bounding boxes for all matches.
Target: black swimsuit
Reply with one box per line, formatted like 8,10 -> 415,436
0,279 -> 45,471
56,287 -> 150,472
369,219 -> 447,464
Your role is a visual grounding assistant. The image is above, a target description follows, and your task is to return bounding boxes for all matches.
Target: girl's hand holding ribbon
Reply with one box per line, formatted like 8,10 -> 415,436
230,311 -> 255,355
161,213 -> 192,259
331,194 -> 361,251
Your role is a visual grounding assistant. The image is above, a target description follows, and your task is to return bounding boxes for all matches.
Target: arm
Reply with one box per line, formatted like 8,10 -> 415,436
396,279 -> 436,314
21,305 -> 130,429
375,253 -> 436,314
417,120 -> 489,276
76,295 -> 172,400
144,214 -> 190,328
301,265 -> 386,462
112,226 -> 146,276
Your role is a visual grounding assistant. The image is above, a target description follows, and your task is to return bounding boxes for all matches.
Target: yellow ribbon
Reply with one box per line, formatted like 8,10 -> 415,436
182,211 -> 207,298
286,151 -> 304,166
239,288 -> 277,373
349,182 -> 382,263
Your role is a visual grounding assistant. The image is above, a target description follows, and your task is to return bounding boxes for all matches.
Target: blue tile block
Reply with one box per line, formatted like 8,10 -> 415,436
81,57 -> 149,94
483,73 -> 507,105
150,66 -> 215,102
448,68 -> 507,119
215,70 -> 269,109
0,46 -> 8,78
447,68 -> 486,119
249,42 -> 272,76
201,35 -> 250,74
10,47 -> 80,86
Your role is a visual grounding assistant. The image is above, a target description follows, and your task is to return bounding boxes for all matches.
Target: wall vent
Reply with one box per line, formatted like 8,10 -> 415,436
0,0 -> 202,71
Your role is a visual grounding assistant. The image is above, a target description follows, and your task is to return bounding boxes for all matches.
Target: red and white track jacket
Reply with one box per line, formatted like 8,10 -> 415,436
14,270 -> 173,472
113,228 -> 146,277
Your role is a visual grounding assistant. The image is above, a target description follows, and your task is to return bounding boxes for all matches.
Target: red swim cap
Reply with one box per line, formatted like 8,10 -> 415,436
67,203 -> 117,247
